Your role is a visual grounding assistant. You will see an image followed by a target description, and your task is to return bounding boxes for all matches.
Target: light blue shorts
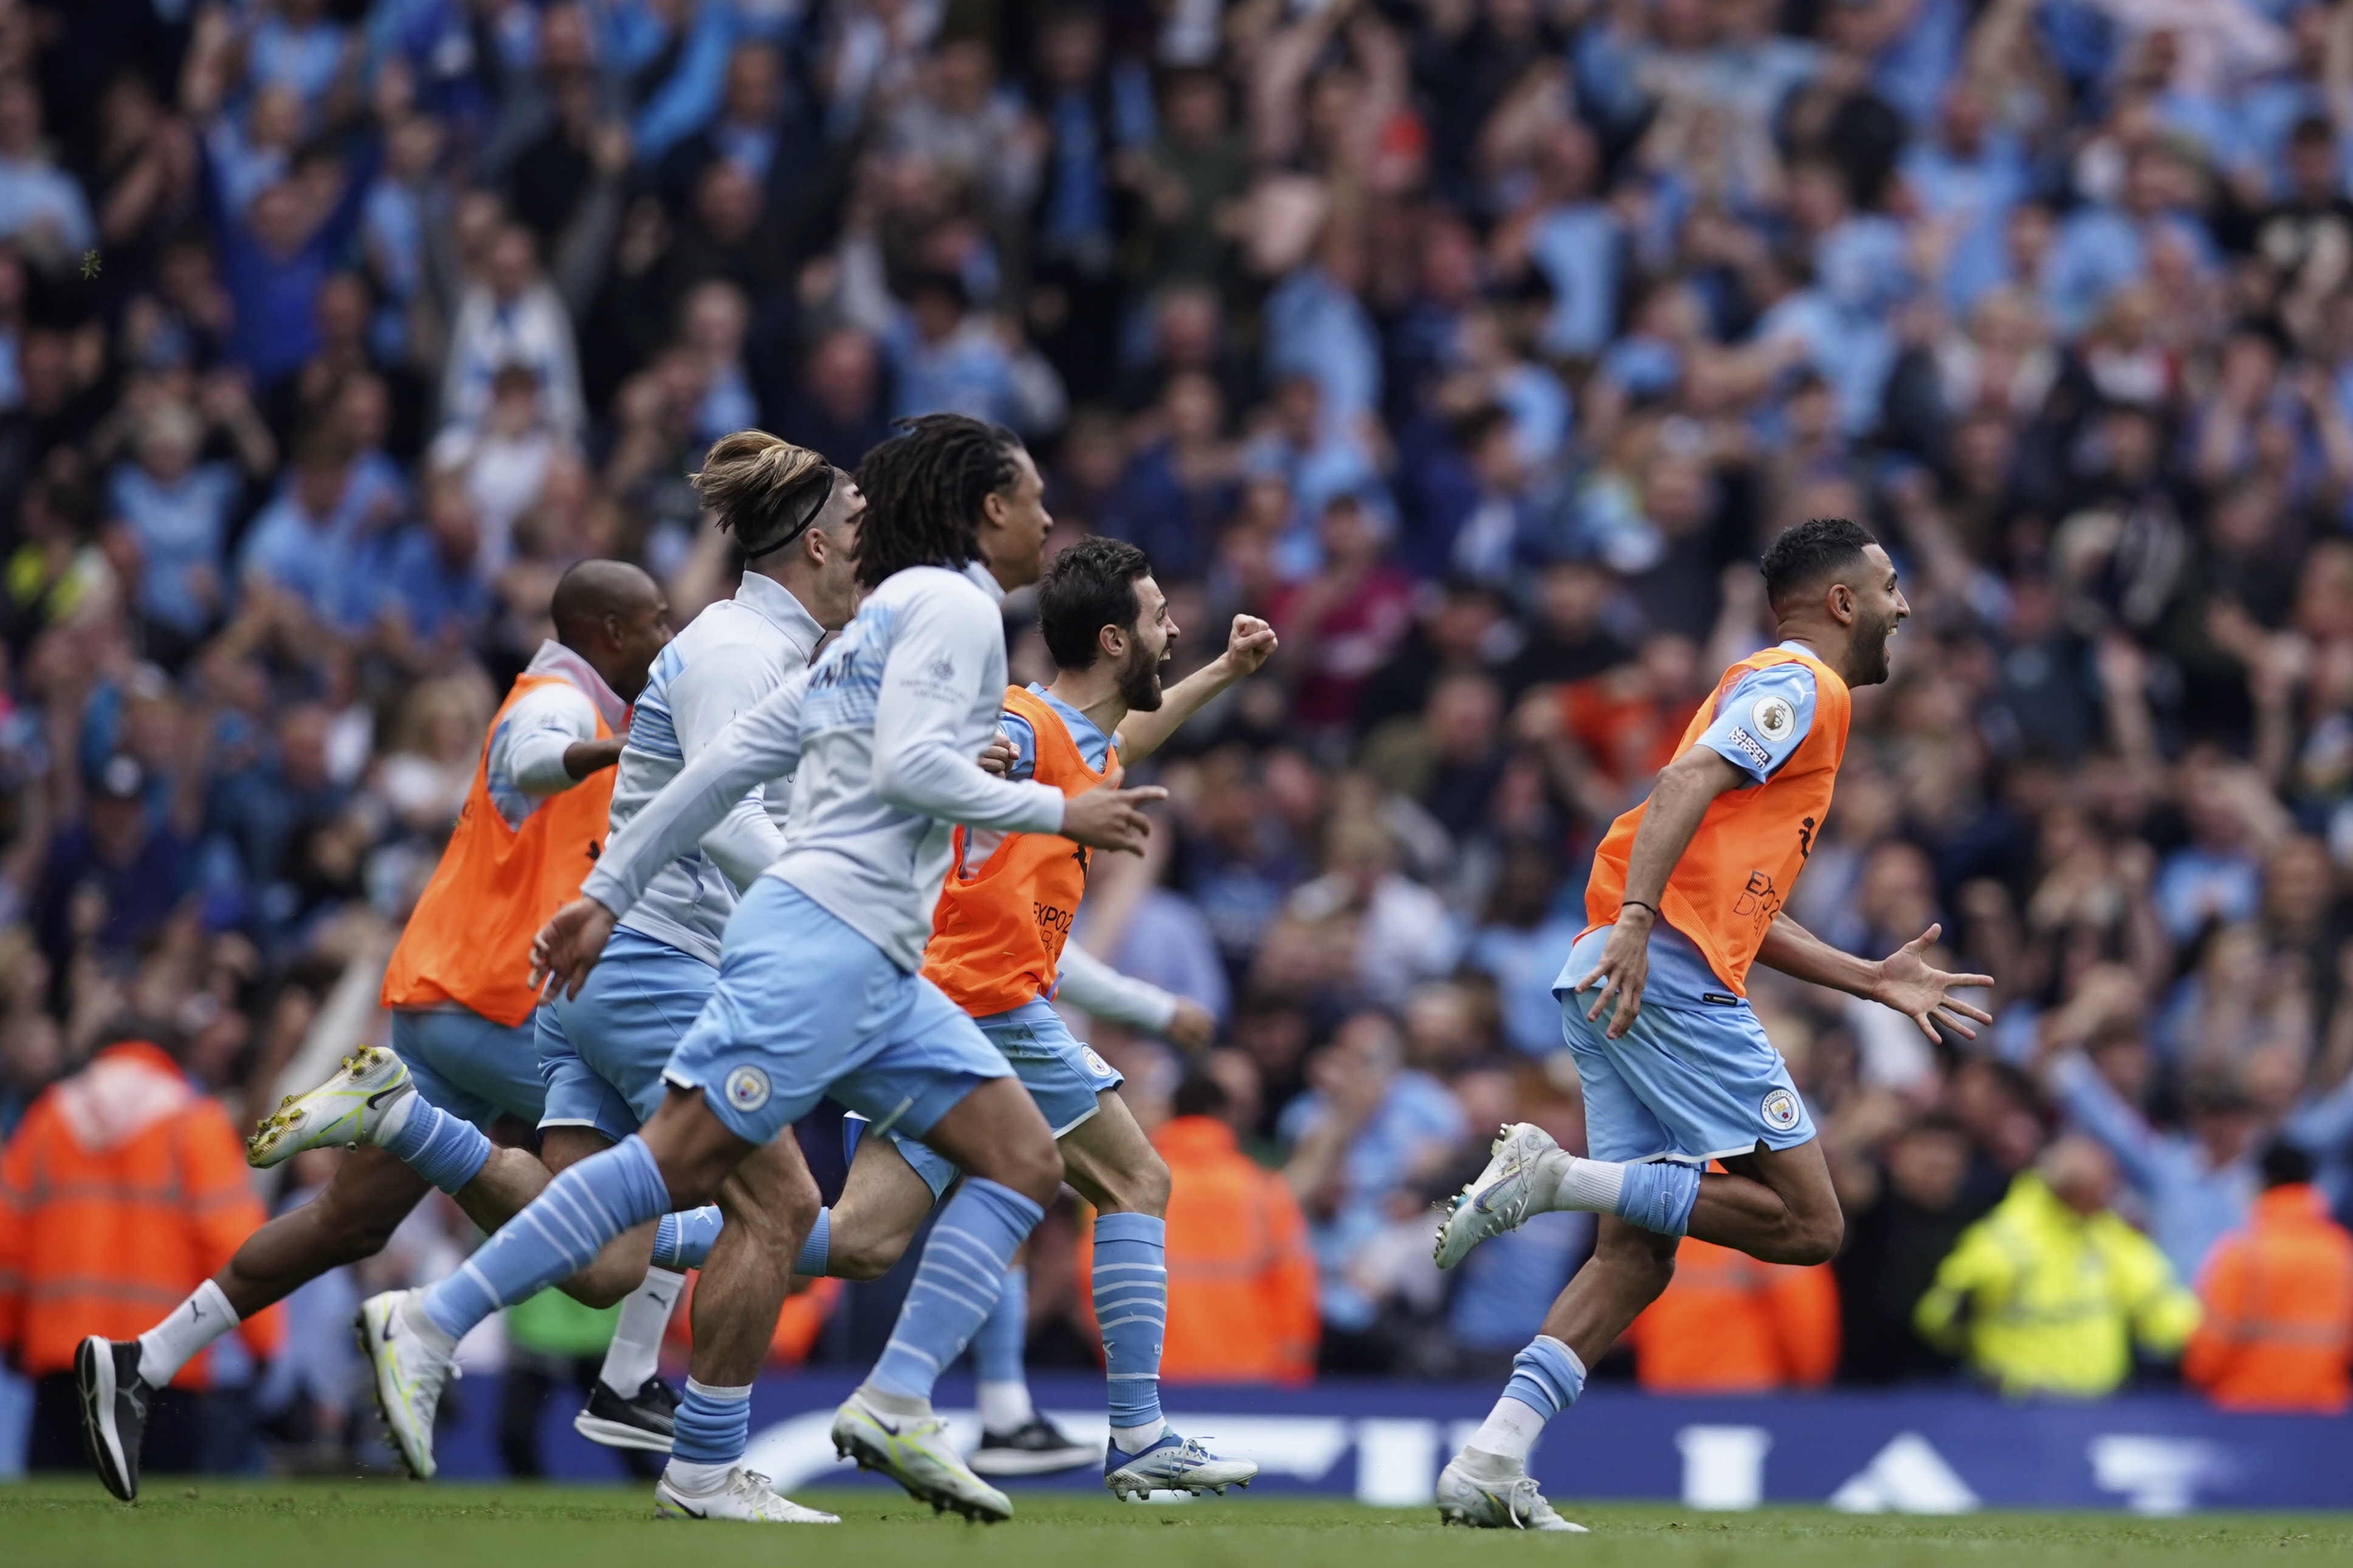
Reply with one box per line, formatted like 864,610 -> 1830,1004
977,998 -> 1124,1136
664,878 -> 1011,1147
1555,929 -> 1816,1166
853,998 -> 1124,1196
391,1008 -> 546,1129
537,927 -> 717,1142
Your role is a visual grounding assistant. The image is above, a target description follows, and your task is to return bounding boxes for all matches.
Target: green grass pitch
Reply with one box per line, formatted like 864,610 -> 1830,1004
5,1479 -> 2351,1567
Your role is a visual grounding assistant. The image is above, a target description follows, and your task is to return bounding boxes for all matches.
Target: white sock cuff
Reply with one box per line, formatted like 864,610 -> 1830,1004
1548,1152 -> 1627,1213
664,1457 -> 732,1494
136,1277 -> 241,1387
684,1378 -> 753,1403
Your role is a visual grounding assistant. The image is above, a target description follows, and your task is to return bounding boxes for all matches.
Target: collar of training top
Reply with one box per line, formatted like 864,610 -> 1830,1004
962,558 -> 1005,603
526,638 -> 629,730
735,570 -> 825,658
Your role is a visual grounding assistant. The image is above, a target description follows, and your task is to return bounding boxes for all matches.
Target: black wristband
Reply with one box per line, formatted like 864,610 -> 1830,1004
1621,899 -> 1657,916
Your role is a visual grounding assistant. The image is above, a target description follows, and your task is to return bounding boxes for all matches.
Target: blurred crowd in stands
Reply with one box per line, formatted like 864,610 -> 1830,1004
9,0 -> 2353,1477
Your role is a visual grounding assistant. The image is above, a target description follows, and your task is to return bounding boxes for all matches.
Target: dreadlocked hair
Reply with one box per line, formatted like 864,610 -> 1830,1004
850,414 -> 1022,590
691,430 -> 836,557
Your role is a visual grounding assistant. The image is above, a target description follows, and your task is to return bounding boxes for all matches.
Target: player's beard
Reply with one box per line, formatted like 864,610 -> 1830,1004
1852,605 -> 1899,684
1117,642 -> 1166,712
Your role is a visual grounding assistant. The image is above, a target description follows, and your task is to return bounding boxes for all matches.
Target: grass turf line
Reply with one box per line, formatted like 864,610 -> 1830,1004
4,1478 -> 2349,1567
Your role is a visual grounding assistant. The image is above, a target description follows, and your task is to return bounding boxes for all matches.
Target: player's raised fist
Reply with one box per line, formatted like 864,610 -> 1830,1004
1061,780 -> 1169,854
1224,614 -> 1278,675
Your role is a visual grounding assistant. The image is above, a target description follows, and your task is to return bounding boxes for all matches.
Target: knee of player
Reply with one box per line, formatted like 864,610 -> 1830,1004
1785,1208 -> 1844,1267
828,1229 -> 910,1282
995,1132 -> 1066,1208
1102,1148 -> 1172,1217
561,1265 -> 639,1310
313,1195 -> 404,1261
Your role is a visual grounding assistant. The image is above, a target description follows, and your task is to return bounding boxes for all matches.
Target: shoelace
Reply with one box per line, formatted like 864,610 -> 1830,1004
1141,1434 -> 1215,1473
1504,1476 -> 1546,1529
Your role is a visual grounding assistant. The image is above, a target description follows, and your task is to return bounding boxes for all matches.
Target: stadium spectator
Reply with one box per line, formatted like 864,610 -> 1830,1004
0,1017 -> 281,1473
2182,1141 -> 2353,1413
1831,1109 -> 2000,1384
1916,1134 -> 2201,1397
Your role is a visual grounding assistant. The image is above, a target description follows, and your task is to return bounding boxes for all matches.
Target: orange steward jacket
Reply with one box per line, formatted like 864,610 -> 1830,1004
1625,1236 -> 1840,1391
0,1042 -> 280,1383
1078,1116 -> 1318,1383
2183,1183 -> 2353,1412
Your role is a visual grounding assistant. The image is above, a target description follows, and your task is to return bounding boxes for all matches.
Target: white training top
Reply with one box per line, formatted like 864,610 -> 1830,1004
581,562 -> 1066,972
485,640 -> 626,828
605,573 -> 825,966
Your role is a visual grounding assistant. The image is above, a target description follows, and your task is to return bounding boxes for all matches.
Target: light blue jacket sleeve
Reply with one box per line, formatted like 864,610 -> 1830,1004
1693,661 -> 1818,784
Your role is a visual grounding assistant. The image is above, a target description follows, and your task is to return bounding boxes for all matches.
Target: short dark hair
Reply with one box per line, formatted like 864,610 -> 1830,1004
1760,516 -> 1878,608
1171,1068 -> 1232,1120
851,414 -> 1023,590
1038,535 -> 1151,671
2259,1139 -> 2314,1189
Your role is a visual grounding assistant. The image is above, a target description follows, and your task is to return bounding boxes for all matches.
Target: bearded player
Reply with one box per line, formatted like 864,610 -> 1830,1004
1428,518 -> 1994,1530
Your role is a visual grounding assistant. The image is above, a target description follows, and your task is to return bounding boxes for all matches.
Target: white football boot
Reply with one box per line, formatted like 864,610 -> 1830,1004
830,1387 -> 1012,1521
1435,1453 -> 1588,1532
653,1467 -> 839,1522
249,1045 -> 413,1167
1434,1122 -> 1560,1270
1104,1428 -> 1259,1499
356,1290 -> 456,1480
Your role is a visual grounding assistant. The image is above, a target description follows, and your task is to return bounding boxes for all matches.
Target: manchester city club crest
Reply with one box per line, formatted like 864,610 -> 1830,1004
724,1065 -> 771,1113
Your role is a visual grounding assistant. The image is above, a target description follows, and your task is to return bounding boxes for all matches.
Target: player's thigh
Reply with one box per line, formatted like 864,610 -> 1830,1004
835,978 -> 1034,1171
1056,1090 -> 1166,1215
914,1073 -> 1063,1203
1718,1135 -> 1838,1229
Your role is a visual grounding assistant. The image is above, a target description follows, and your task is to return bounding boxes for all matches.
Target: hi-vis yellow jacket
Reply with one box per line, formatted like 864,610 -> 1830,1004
1915,1171 -> 2200,1397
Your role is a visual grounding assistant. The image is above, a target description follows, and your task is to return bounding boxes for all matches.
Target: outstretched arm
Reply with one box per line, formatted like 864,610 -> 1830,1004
1758,916 -> 1994,1043
1568,746 -> 1746,1038
583,684 -> 805,914
1114,616 -> 1278,765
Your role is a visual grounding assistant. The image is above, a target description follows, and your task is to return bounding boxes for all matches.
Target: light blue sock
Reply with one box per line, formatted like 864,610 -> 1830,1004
382,1097 -> 492,1195
973,1264 -> 1027,1384
867,1177 -> 1042,1400
421,1135 -> 670,1341
794,1206 -> 830,1276
1501,1334 -> 1587,1419
671,1377 -> 752,1467
1614,1161 -> 1702,1237
651,1206 -> 723,1271
1090,1214 -> 1166,1435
